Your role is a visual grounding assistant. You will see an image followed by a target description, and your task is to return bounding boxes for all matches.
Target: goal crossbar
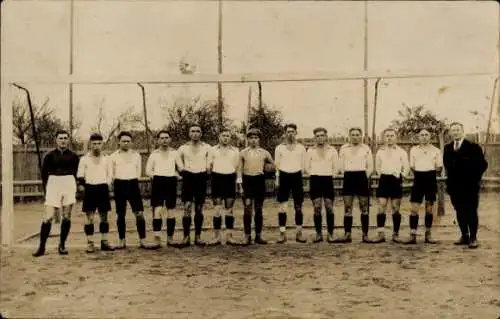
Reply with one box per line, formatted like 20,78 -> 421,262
5,70 -> 497,85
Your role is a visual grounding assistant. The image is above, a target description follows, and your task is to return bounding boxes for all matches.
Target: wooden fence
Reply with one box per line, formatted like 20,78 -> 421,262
5,175 -> 500,203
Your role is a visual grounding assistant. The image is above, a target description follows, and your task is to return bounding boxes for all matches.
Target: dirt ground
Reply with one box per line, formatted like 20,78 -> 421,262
1,193 -> 499,319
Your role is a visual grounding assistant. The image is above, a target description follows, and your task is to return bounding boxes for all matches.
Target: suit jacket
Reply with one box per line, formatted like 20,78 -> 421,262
443,139 -> 488,192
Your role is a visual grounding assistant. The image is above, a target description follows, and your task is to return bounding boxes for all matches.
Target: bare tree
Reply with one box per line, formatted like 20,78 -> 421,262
12,96 -> 66,147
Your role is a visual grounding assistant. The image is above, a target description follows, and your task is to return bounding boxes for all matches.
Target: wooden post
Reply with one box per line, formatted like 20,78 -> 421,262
137,83 -> 151,154
437,131 -> 446,222
2,87 -> 14,246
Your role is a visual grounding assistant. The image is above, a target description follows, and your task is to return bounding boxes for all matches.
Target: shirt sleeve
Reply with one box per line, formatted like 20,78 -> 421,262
77,156 -> 86,179
366,146 -> 374,176
145,153 -> 155,177
409,147 -> 416,170
338,146 -> 345,173
136,152 -> 142,178
304,149 -> 312,176
236,150 -> 244,182
375,150 -> 382,175
205,145 -> 213,172
72,153 -> 80,178
108,153 -> 116,181
274,145 -> 281,176
301,145 -> 307,174
332,148 -> 339,176
401,149 -> 410,177
105,156 -> 113,185
176,145 -> 185,172
41,152 -> 51,189
76,156 -> 86,185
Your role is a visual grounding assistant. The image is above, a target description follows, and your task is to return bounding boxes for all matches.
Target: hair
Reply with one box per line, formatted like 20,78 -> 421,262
89,133 -> 103,141
219,129 -> 231,135
449,122 -> 464,129
55,130 -> 69,138
189,124 -> 202,131
157,130 -> 170,138
313,127 -> 327,135
247,128 -> 261,138
383,128 -> 397,135
117,131 -> 132,140
418,127 -> 430,134
284,123 -> 297,131
349,127 -> 362,135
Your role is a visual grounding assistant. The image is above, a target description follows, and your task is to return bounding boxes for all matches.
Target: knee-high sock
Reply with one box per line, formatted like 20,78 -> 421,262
376,213 -> 386,234
360,214 -> 369,235
344,215 -> 353,234
254,207 -> 263,236
392,212 -> 401,235
278,212 -> 287,232
99,222 -> 109,241
213,215 -> 222,232
152,218 -> 162,237
60,219 -> 71,246
295,208 -> 303,227
182,216 -> 192,237
84,224 -> 94,242
166,218 -> 176,237
136,215 -> 146,240
409,214 -> 419,235
243,206 -> 252,236
117,214 -> 126,240
38,221 -> 52,249
424,213 -> 433,231
194,213 -> 204,236
314,213 -> 322,235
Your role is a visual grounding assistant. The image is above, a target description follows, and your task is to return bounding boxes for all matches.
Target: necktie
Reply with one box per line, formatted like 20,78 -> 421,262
454,141 -> 459,151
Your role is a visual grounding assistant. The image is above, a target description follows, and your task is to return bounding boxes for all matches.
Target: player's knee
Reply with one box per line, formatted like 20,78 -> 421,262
279,202 -> 288,212
344,207 -> 352,216
225,199 -> 235,209
293,203 -> 302,213
86,214 -> 95,224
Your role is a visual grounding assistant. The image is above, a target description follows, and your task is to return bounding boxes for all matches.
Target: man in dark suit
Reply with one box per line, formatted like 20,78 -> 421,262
443,122 -> 488,249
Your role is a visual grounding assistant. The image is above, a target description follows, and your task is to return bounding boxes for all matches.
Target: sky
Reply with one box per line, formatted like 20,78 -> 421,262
1,0 -> 499,139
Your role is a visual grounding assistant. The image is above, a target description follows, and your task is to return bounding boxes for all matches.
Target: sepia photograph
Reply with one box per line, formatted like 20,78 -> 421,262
0,0 -> 499,318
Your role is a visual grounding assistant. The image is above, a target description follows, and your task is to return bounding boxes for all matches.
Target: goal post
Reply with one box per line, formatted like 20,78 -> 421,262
1,84 -> 14,247
1,69 -> 498,247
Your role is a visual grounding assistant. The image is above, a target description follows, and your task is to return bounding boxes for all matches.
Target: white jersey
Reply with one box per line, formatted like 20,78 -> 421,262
209,145 -> 239,174
176,142 -> 212,174
146,148 -> 178,177
274,143 -> 307,174
109,150 -> 142,180
306,145 -> 339,176
339,143 -> 373,174
409,144 -> 443,172
77,153 -> 112,185
375,145 -> 410,177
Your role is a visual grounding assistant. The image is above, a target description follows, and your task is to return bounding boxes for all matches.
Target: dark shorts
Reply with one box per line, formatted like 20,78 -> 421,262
82,184 -> 111,213
411,171 -> 437,203
376,174 -> 403,199
242,174 -> 266,203
113,179 -> 144,213
151,176 -> 178,209
181,171 -> 208,204
277,171 -> 304,204
211,173 -> 237,200
309,175 -> 335,200
343,171 -> 370,197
